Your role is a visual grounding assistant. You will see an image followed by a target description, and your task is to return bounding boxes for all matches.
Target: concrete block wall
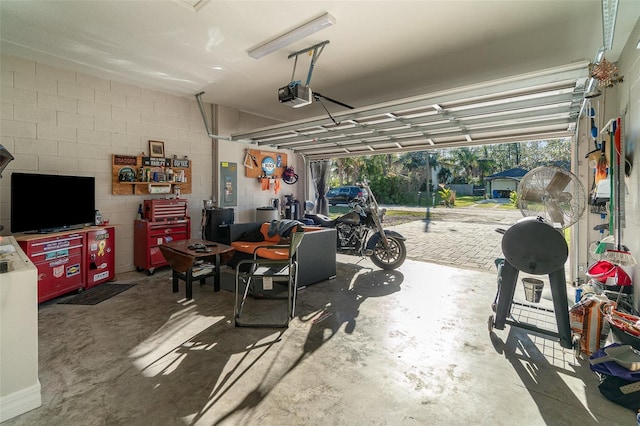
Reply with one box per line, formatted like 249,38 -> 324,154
216,106 -> 304,224
0,54 -> 214,274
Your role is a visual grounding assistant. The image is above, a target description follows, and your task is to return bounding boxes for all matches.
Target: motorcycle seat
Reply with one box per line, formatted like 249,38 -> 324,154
307,213 -> 336,227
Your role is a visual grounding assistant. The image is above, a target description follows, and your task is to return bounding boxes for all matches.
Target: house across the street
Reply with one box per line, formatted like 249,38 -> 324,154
485,167 -> 529,198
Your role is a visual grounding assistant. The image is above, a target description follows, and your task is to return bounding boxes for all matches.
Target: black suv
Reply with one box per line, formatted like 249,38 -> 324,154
326,186 -> 368,205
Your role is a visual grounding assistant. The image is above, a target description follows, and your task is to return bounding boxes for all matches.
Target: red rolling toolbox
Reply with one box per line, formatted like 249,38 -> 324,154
135,198 -> 190,274
18,231 -> 85,303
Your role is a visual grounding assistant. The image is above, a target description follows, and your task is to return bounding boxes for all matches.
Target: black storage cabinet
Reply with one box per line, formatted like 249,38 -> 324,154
204,208 -> 234,243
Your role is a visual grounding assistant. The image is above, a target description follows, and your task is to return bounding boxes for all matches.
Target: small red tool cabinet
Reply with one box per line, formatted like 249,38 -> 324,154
134,199 -> 190,274
143,199 -> 188,222
85,227 -> 115,288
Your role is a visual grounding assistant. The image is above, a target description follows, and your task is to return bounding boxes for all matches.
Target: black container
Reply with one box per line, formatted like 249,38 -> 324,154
204,208 -> 234,243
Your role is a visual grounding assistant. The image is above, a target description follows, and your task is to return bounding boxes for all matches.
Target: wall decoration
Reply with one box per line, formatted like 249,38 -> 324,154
243,149 -> 287,178
220,161 -> 237,206
149,140 -> 165,158
118,167 -> 137,182
113,155 -> 137,166
261,155 -> 276,176
111,154 -> 191,195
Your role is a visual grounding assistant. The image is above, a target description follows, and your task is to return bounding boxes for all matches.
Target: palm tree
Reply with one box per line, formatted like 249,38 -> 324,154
453,147 -> 480,183
398,151 -> 428,193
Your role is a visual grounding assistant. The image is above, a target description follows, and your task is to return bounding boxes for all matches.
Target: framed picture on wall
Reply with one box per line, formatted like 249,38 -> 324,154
149,140 -> 165,158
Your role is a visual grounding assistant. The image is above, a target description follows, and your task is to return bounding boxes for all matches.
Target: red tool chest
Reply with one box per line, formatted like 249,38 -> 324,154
135,198 -> 190,274
85,227 -> 116,288
16,226 -> 117,303
134,219 -> 190,274
143,199 -> 188,222
18,232 -> 86,303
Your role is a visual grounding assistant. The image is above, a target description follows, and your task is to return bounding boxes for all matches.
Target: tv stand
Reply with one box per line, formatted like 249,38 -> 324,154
15,226 -> 116,303
38,224 -> 87,234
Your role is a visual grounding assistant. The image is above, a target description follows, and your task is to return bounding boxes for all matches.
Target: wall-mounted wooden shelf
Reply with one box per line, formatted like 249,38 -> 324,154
112,154 -> 191,195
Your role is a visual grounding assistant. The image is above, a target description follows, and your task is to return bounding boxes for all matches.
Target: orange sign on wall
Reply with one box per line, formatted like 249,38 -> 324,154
244,149 -> 287,179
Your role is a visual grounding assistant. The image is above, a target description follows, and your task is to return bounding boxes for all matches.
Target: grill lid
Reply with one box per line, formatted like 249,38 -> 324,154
501,216 -> 568,275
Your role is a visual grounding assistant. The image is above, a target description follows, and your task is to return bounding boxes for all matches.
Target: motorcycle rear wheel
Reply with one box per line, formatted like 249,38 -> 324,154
371,235 -> 406,270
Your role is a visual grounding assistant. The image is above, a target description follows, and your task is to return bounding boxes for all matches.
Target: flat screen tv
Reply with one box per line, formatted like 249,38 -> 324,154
11,172 -> 96,233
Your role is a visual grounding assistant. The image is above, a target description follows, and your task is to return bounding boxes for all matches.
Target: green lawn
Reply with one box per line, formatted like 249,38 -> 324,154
327,197 -> 517,215
454,196 -> 483,207
455,196 -> 517,209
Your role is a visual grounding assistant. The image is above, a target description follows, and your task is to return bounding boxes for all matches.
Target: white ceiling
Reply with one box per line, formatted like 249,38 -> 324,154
1,1 -> 639,157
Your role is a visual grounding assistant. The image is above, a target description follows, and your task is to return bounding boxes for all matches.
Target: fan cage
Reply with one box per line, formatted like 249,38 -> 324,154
516,166 -> 586,229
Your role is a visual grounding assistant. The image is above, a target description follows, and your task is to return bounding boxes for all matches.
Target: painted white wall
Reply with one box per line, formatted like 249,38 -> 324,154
0,54 -> 302,274
574,19 -> 640,310
0,54 -> 214,273
216,105 -> 305,224
616,19 -> 640,312
0,238 -> 40,422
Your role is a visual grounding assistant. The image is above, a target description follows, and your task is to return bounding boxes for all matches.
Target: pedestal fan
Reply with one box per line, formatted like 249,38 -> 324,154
517,165 -> 586,228
489,166 -> 586,350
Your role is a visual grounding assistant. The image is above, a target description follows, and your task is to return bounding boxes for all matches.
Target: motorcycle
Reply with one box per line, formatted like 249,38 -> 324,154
305,182 -> 407,270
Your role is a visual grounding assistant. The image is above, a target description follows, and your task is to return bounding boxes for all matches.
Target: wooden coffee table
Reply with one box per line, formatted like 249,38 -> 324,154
159,239 -> 235,299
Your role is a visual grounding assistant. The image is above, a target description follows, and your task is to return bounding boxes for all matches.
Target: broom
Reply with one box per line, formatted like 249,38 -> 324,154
592,131 -> 613,257
602,118 -> 636,267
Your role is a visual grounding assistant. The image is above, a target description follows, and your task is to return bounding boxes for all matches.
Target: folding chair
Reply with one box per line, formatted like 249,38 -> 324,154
234,231 -> 305,327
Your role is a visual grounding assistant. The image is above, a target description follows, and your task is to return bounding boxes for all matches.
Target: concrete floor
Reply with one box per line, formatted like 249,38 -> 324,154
3,255 -> 633,425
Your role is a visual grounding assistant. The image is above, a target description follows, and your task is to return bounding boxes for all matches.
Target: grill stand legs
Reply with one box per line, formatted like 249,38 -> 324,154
492,260 -> 572,350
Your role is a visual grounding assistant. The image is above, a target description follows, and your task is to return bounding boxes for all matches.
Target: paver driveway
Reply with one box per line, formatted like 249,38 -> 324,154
386,205 -> 522,272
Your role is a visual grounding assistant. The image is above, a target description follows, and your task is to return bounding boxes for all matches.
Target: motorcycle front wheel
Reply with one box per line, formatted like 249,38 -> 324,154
371,235 -> 406,270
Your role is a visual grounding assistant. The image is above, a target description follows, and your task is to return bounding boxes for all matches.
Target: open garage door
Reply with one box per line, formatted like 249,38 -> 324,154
232,62 -> 589,160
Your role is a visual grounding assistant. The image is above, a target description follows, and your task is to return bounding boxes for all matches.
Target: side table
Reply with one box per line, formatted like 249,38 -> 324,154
159,239 -> 235,299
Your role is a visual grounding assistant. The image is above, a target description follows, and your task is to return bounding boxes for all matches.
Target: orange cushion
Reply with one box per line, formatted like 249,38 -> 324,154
255,247 -> 289,260
231,241 -> 270,254
301,226 -> 321,232
260,223 -> 280,242
230,240 -> 290,260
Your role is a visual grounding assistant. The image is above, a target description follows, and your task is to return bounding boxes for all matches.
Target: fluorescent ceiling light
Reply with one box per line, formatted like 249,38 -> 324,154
601,0 -> 619,51
248,12 -> 335,59
173,0 -> 210,12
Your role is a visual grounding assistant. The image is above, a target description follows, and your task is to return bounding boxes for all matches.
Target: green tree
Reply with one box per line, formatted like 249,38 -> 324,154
326,138 -> 571,205
361,154 -> 389,182
397,151 -> 429,194
454,147 -> 479,183
438,166 -> 452,184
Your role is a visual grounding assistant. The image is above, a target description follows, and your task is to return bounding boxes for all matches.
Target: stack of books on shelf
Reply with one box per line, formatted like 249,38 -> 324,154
192,261 -> 214,277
